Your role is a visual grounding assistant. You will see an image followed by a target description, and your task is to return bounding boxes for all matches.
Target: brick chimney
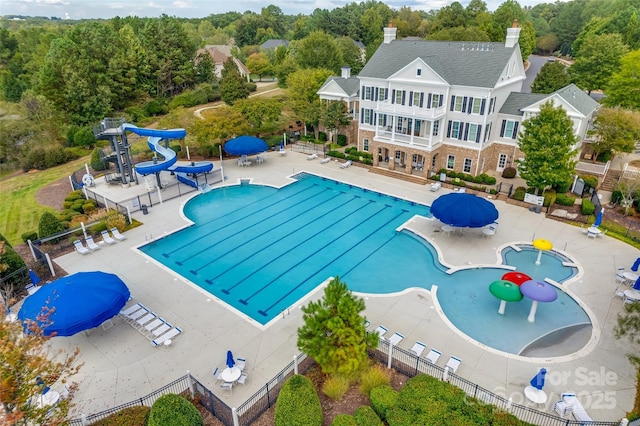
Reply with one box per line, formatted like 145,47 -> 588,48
505,20 -> 521,48
341,66 -> 351,79
383,22 -> 397,44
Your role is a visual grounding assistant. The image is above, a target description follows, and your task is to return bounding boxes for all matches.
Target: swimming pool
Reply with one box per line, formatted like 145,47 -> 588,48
140,173 -> 590,355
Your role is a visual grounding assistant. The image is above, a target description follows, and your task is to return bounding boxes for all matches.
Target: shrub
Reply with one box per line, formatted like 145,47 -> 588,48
502,167 -> 517,178
145,99 -> 167,116
0,241 -> 27,288
91,406 -> 150,426
582,198 -> 595,215
21,231 -> 38,243
74,127 -> 96,148
106,212 -> 128,231
369,385 -> 399,421
555,193 -> 576,206
83,201 -> 98,214
581,175 -> 599,189
147,394 -> 203,426
553,179 -> 572,194
65,190 -> 85,202
337,134 -> 348,146
124,106 -> 148,122
354,405 -> 383,426
323,375 -> 350,401
611,190 -> 623,204
542,189 -> 556,207
513,187 -> 526,201
38,211 -> 66,241
319,131 -> 327,142
91,148 -> 107,171
331,414 -> 357,426
274,375 -> 322,426
359,365 -> 391,397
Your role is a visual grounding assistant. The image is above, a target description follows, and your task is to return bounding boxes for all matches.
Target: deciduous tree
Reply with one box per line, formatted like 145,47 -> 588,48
287,68 -> 333,138
232,97 -> 282,136
569,33 -> 628,94
246,52 -> 272,81
297,277 -> 377,375
219,57 -> 249,106
517,102 -> 578,194
588,108 -> 640,162
531,61 -> 571,94
322,101 -> 352,145
604,49 -> 640,110
294,31 -> 343,73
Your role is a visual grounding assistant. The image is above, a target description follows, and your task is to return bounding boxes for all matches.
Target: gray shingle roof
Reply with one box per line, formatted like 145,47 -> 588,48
321,76 -> 360,97
554,84 -> 600,116
359,40 -> 517,87
260,39 -> 289,50
499,93 -> 548,116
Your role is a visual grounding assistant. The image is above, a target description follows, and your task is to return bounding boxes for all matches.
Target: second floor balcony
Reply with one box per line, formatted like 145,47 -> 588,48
375,101 -> 446,120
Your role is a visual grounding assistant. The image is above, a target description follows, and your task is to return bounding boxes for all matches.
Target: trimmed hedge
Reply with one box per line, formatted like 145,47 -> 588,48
555,193 -> 576,206
354,405 -> 383,426
38,211 -> 66,241
513,187 -> 526,201
370,385 -> 399,421
147,394 -> 203,426
91,406 -> 150,426
582,198 -> 595,215
331,414 -> 357,426
274,375 -> 322,426
502,166 -> 517,178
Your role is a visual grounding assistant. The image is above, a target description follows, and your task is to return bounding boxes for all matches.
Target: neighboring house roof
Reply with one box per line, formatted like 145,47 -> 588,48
319,76 -> 360,97
196,45 -> 250,77
554,84 -> 600,116
260,39 -> 289,49
500,93 -> 548,116
500,84 -> 599,117
359,40 -> 517,88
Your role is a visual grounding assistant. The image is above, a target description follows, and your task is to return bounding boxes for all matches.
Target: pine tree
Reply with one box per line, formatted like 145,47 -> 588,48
297,277 -> 378,375
219,57 -> 249,106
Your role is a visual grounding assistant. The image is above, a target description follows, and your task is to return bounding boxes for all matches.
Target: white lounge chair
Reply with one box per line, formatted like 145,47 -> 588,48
140,317 -> 163,335
409,341 -> 426,357
445,355 -> 462,374
320,157 -> 331,164
73,239 -> 90,255
307,153 -> 318,160
425,348 -> 441,364
430,181 -> 441,192
374,325 -> 388,339
388,332 -> 404,346
340,160 -> 352,169
101,230 -> 117,245
147,320 -> 172,340
456,187 -> 466,193
554,393 -> 593,421
123,305 -> 148,324
119,303 -> 142,318
85,236 -> 101,251
110,228 -> 126,241
152,326 -> 182,346
25,282 -> 40,295
133,311 -> 156,329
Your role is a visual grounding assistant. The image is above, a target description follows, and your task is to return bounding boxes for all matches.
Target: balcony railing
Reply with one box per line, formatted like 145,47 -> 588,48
376,102 -> 446,120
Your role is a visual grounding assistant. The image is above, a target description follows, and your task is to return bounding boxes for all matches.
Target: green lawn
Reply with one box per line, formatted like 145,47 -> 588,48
0,157 -> 89,246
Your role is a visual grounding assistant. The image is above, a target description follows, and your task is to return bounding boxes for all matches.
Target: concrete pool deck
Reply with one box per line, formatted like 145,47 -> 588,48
49,150 -> 636,421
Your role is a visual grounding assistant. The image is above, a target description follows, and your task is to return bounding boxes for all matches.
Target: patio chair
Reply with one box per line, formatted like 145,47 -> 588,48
388,332 -> 404,346
430,181 -> 441,192
220,381 -> 233,397
340,160 -> 352,169
236,357 -> 246,371
85,235 -> 101,251
237,373 -> 248,387
614,286 -> 625,299
409,341 -> 426,357
101,230 -> 117,245
374,325 -> 388,339
110,228 -> 127,241
554,393 -> 592,421
25,282 -> 40,295
152,326 -> 182,346
444,356 -> 462,374
307,153 -> 318,160
73,240 -> 90,255
320,157 -> 331,164
213,367 -> 224,384
615,267 -> 627,285
425,348 -> 441,364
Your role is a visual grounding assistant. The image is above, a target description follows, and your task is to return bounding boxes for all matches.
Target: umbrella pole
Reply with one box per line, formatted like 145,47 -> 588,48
535,250 -> 543,266
498,300 -> 507,315
527,300 -> 539,323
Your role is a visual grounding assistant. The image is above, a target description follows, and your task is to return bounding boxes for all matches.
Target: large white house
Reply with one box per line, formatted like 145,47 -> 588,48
317,22 -> 599,178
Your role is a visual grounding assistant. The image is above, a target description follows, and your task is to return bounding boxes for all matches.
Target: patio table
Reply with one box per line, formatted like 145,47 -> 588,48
221,367 -> 241,383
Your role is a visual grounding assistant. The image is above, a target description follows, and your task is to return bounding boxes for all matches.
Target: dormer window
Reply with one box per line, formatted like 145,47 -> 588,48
417,68 -> 422,76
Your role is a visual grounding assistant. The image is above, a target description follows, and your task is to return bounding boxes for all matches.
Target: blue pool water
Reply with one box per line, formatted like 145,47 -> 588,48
140,173 -> 590,355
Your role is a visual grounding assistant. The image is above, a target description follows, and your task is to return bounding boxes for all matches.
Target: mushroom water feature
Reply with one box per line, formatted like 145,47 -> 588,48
489,280 -> 523,315
501,271 -> 532,286
532,238 -> 553,266
520,280 -> 558,323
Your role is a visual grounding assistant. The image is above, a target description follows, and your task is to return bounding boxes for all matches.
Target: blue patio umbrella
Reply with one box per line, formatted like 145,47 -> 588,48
530,368 -> 547,390
224,136 -> 268,156
593,209 -> 603,227
631,257 -> 640,272
430,193 -> 499,228
18,271 -> 130,336
29,269 -> 41,285
634,277 -> 640,291
226,350 -> 235,368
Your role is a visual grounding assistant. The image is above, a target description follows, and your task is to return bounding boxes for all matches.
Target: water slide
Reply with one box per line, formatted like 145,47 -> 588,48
122,123 -> 213,188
